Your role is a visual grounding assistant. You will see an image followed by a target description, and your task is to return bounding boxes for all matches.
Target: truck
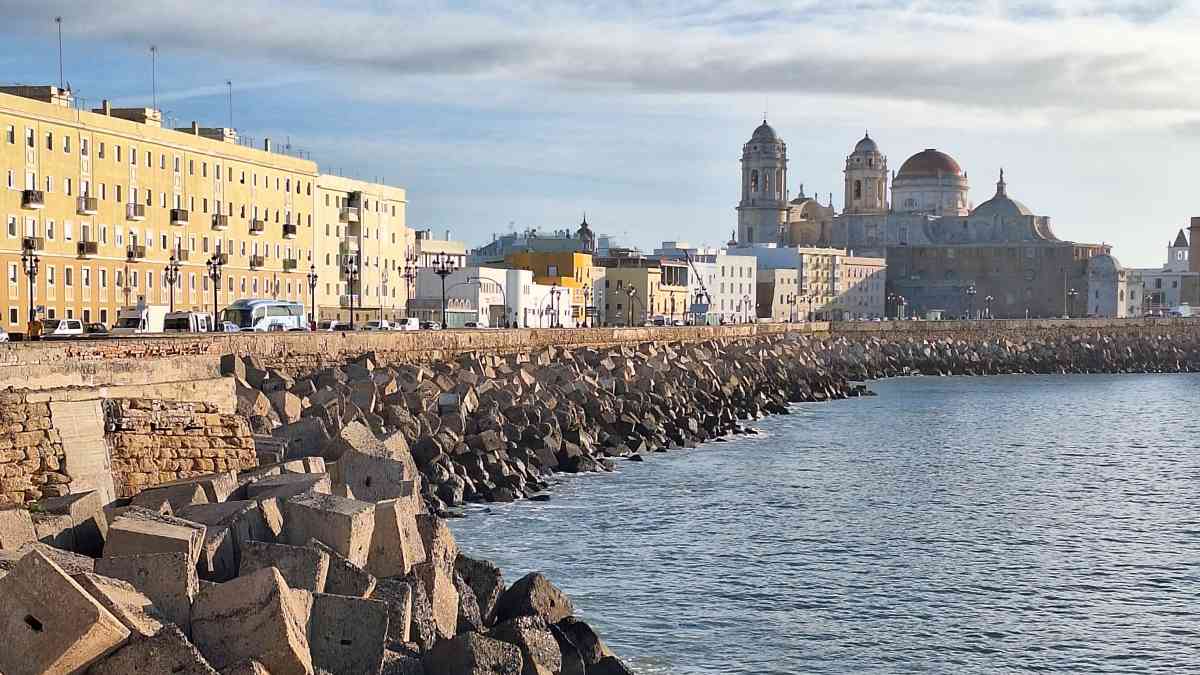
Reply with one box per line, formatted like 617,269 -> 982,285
111,303 -> 169,335
164,311 -> 214,333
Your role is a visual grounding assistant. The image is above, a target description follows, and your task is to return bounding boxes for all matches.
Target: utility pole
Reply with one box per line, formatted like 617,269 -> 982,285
150,46 -> 158,112
55,17 -> 64,91
226,80 -> 233,129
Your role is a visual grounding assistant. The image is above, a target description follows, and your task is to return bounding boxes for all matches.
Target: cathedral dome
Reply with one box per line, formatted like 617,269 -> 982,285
853,133 -> 879,154
896,149 -> 962,178
971,170 -> 1032,219
750,120 -> 780,143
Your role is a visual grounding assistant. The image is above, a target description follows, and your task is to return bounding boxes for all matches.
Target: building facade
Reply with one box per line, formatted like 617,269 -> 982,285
505,250 -> 594,327
1131,224 -> 1200,315
756,268 -> 799,322
654,241 -> 758,324
597,254 -> 690,326
795,247 -> 886,321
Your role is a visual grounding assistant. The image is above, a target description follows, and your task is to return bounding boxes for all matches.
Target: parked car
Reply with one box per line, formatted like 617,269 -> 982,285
420,321 -> 442,330
393,318 -> 420,331
41,318 -> 85,338
363,320 -> 393,331
462,321 -> 488,329
84,323 -> 110,337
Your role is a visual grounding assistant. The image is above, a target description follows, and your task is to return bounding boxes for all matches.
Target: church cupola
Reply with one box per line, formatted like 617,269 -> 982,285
843,131 -> 888,215
736,119 -> 789,245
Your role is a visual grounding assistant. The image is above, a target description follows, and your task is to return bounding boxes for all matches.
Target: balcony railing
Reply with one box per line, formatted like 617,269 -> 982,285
76,241 -> 98,258
283,223 -> 298,240
249,219 -> 265,235
21,190 -> 45,209
21,236 -> 45,252
170,209 -> 189,226
76,196 -> 98,215
345,221 -> 362,238
211,214 -> 229,231
283,258 -> 298,272
126,203 -> 146,221
249,256 -> 265,269
339,207 -> 359,223
126,245 -> 147,260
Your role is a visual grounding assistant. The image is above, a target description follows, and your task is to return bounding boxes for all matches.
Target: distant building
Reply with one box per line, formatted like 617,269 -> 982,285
504,250 -> 593,327
796,247 -> 886,321
1131,222 -> 1200,315
471,217 -> 602,265
595,251 -> 690,325
654,241 -> 757,324
757,268 -> 799,321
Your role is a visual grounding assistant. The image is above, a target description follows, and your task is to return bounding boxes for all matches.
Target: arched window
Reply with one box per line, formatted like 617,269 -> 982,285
750,170 -> 759,193
854,180 -> 862,199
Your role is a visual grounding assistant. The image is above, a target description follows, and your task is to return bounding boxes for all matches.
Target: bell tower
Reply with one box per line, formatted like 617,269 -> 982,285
843,132 -> 888,215
736,120 -> 789,245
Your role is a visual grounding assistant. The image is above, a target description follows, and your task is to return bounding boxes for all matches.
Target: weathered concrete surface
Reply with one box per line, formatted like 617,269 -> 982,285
190,567 -> 314,674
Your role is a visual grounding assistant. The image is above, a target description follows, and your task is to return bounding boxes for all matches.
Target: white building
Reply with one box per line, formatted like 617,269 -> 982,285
1132,228 -> 1198,314
654,241 -> 758,324
412,265 -> 538,327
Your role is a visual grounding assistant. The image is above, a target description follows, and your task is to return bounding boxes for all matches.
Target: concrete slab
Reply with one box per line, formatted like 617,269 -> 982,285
0,506 -> 37,551
245,473 -> 332,501
87,624 -> 219,675
72,572 -> 167,638
283,493 -> 375,568
370,577 -> 413,644
309,593 -> 389,675
37,490 -> 109,556
307,538 -> 376,598
95,552 -> 199,636
104,507 -> 207,568
421,632 -> 523,675
0,549 -> 130,675
366,499 -> 426,579
413,561 -> 461,641
240,540 -> 330,593
131,483 -> 210,513
153,470 -> 239,504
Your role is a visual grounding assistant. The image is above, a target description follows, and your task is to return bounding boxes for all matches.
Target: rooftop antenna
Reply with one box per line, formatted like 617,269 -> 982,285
150,45 -> 157,112
54,17 -> 64,90
225,80 -> 233,129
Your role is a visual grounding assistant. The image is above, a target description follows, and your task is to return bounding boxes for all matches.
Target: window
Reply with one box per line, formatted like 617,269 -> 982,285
82,268 -> 90,288
81,138 -> 88,156
115,145 -> 121,163
46,220 -> 55,240
100,309 -> 108,324
45,131 -> 53,150
63,135 -> 70,153
64,177 -> 72,195
202,162 -> 207,178
8,308 -> 15,325
6,216 -> 14,238
188,159 -> 194,175
47,266 -> 55,286
130,148 -> 137,165
65,222 -> 73,241
174,156 -> 180,172
4,125 -> 12,144
160,154 -> 165,169
7,263 -> 15,283
98,142 -> 105,159
100,269 -> 107,288
65,267 -> 73,287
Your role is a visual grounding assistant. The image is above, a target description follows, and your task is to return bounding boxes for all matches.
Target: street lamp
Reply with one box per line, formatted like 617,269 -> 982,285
965,282 -> 977,320
206,253 -> 225,329
306,264 -> 319,328
20,243 -> 39,325
984,294 -> 994,319
1067,287 -> 1078,318
743,294 -> 752,323
625,286 -> 637,327
402,249 -> 418,319
343,255 -> 361,329
163,253 -> 181,313
432,252 -> 457,328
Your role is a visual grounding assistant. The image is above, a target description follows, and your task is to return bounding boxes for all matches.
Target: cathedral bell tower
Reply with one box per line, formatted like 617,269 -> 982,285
736,120 -> 789,245
843,132 -> 888,215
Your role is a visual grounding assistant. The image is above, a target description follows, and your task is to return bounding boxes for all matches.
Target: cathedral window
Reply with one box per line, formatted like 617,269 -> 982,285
854,181 -> 862,199
750,170 -> 759,193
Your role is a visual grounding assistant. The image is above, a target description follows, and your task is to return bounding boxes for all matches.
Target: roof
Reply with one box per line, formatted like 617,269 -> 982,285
896,149 -> 962,178
853,133 -> 879,154
750,120 -> 779,144
972,194 -> 1033,219
1173,229 -> 1188,248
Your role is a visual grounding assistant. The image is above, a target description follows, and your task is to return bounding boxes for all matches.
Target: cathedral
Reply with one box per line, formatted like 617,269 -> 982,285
734,122 -> 1123,319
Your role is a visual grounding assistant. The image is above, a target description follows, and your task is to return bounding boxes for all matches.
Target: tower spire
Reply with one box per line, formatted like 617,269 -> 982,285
996,168 -> 1007,197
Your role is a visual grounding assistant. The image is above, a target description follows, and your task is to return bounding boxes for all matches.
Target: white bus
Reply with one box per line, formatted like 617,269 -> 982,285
220,299 -> 307,332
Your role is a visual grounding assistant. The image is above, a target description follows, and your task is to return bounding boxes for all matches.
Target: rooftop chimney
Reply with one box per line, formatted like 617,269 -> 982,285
190,121 -> 200,135
263,138 -> 271,152
101,100 -> 112,116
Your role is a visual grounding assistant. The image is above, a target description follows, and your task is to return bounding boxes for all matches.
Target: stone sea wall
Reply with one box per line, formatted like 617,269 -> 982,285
0,392 -> 69,504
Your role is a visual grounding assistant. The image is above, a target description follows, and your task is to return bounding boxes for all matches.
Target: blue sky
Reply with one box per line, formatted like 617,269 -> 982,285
2,0 -> 1198,267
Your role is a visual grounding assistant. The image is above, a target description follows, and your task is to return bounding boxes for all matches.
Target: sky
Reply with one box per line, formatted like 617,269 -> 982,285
1,0 -> 1198,267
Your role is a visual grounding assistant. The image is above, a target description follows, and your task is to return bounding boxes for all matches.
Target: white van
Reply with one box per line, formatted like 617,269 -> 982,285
164,311 -> 213,333
111,304 -> 169,335
220,299 -> 307,332
41,318 -> 85,338
363,320 -> 393,331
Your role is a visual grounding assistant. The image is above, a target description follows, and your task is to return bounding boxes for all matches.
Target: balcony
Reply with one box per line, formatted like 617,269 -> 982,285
249,219 -> 265,235
249,256 -> 265,269
170,209 -> 189,226
173,250 -> 190,263
283,223 -> 298,240
126,203 -> 146,221
339,207 -> 359,224
345,221 -> 362,238
21,236 -> 45,252
76,196 -> 98,215
209,253 -> 230,266
283,258 -> 298,272
347,193 -> 363,209
21,189 -> 45,210
76,241 -> 98,258
211,214 -> 229,231
126,245 -> 147,261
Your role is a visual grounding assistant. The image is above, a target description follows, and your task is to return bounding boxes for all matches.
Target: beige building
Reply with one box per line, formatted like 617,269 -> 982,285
315,174 -> 410,324
0,85 -> 414,331
797,247 -> 886,320
597,254 -> 689,326
757,268 -> 800,321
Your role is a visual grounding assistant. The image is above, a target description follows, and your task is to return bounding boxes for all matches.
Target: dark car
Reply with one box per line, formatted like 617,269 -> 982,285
84,323 -> 110,337
332,323 -> 354,332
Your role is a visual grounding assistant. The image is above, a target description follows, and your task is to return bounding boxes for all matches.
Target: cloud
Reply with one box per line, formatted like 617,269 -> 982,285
5,0 -> 1200,128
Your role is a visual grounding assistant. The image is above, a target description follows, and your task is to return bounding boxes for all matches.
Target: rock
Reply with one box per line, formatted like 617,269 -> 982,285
0,541 -> 96,577
31,511 -> 75,550
380,649 -> 426,675
0,505 -> 36,551
336,423 -> 421,503
196,525 -> 237,582
239,540 -> 330,593
36,490 -> 109,556
245,472 -> 332,501
268,390 -> 303,425
455,554 -> 504,626
220,659 -> 272,675
590,656 -> 636,674
415,514 -> 458,572
283,492 -> 375,568
272,417 -> 331,456
494,572 -> 575,625
308,593 -> 389,675
454,571 -> 484,633
421,632 -> 523,675
179,501 -> 275,572
155,471 -> 240,504
405,574 -> 439,652
556,617 -> 616,666
491,615 -> 562,675
191,567 -> 314,675
88,625 -> 219,675
366,499 -> 426,578
0,549 -> 130,675
95,552 -> 199,636
104,507 -> 207,568
370,577 -> 413,644
72,572 -> 166,638
548,624 -> 588,675
131,483 -> 210,513
307,538 -> 377,598
412,561 -> 460,641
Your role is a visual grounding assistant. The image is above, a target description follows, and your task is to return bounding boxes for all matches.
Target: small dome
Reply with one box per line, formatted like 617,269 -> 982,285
972,194 -> 1033,219
853,132 -> 879,154
750,120 -> 780,144
896,149 -> 962,178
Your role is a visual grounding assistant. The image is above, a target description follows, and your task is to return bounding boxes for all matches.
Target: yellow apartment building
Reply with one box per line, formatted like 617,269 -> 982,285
597,255 -> 689,326
315,174 -> 410,324
0,85 -> 411,331
505,251 -> 593,325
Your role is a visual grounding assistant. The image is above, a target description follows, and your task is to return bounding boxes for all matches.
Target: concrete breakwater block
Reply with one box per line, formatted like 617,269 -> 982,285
190,567 -> 314,674
283,491 -> 375,567
95,551 -> 199,636
104,507 -> 207,568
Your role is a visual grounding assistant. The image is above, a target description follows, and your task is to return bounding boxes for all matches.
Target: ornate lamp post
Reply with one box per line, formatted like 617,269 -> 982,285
965,282 -> 977,320
163,253 -> 181,313
306,264 -> 319,328
20,243 -> 39,324
432,252 -> 457,328
206,253 -> 225,328
743,294 -> 752,323
625,286 -> 637,327
343,255 -> 361,329
984,294 -> 994,319
1067,287 -> 1078,318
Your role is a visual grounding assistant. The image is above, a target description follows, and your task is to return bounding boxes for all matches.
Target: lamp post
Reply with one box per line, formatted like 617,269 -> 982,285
20,244 -> 39,325
306,264 -> 319,328
402,250 -> 418,319
206,253 -> 224,328
432,253 -> 457,328
625,286 -> 636,327
965,282 -> 977,320
343,255 -> 361,329
1067,287 -> 1078,318
984,294 -> 994,319
743,294 -> 752,323
163,253 -> 180,313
